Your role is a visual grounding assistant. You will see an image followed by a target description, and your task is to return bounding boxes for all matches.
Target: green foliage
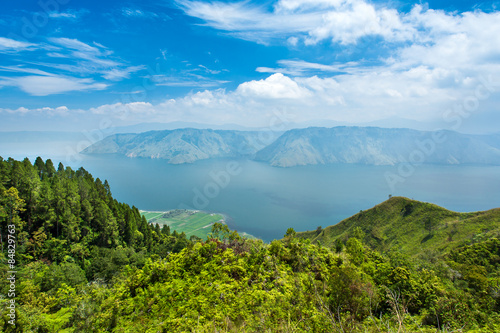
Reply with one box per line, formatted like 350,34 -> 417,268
334,238 -> 344,253
2,158 -> 500,332
296,196 -> 500,258
0,156 -> 194,331
40,262 -> 86,293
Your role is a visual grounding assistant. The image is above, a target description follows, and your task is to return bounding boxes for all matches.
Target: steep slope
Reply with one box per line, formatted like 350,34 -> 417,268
296,196 -> 500,255
255,127 -> 500,167
82,129 -> 264,164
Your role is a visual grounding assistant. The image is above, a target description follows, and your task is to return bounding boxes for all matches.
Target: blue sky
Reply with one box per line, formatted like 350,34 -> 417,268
0,0 -> 499,133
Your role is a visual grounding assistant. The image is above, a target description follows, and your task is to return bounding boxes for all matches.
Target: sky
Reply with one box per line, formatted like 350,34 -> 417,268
0,0 -> 500,133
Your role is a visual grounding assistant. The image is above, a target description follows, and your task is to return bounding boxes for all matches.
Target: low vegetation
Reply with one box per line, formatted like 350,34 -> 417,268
295,196 -> 500,256
141,209 -> 226,240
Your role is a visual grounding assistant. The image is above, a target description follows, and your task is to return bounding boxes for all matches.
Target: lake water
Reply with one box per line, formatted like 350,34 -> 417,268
2,148 -> 500,241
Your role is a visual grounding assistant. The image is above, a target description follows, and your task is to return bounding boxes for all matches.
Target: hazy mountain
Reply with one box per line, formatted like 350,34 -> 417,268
0,131 -> 85,142
110,121 -> 257,133
81,128 -> 266,164
255,126 -> 500,167
82,126 -> 500,166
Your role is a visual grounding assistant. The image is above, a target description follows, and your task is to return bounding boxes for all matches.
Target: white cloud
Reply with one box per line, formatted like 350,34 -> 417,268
47,37 -> 124,70
155,78 -> 229,88
90,102 -> 155,115
0,65 -> 55,76
0,105 -> 70,116
102,66 -> 146,81
0,37 -> 36,52
236,73 -> 311,99
49,37 -> 100,53
22,37 -> 147,84
122,8 -> 158,19
287,36 -> 298,46
3,66 -> 497,132
257,59 -> 359,76
49,12 -> 76,19
398,9 -> 500,72
1,75 -> 108,96
175,0 -> 413,44
2,2 -> 500,132
48,9 -> 88,20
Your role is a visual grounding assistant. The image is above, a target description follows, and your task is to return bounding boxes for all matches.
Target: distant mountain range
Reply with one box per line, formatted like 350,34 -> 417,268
254,127 -> 500,166
81,128 -> 267,164
81,126 -> 500,167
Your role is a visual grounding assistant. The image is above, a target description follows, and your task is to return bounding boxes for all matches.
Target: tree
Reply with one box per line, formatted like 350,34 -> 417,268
210,222 -> 239,242
346,237 -> 365,265
0,187 -> 26,251
424,217 -> 436,236
334,238 -> 344,253
351,226 -> 365,241
284,227 -> 296,238
34,157 -> 46,178
45,159 -> 56,177
161,224 -> 170,236
316,226 -> 323,235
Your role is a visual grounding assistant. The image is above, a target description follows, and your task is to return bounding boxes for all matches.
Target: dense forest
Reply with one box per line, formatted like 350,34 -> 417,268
1,157 -> 500,332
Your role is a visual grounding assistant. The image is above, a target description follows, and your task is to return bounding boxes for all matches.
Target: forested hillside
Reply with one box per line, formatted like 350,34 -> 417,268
1,157 -> 500,332
0,156 -> 193,331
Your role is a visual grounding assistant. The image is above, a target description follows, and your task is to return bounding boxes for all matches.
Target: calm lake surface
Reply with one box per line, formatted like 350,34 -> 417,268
3,149 -> 500,241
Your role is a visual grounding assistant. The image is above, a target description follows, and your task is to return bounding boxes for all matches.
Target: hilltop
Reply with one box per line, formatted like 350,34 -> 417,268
296,196 -> 500,255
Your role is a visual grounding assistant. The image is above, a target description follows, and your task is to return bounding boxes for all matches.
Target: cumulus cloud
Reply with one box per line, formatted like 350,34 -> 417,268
169,0 -> 500,127
175,0 -> 413,44
236,73 -> 311,99
2,1 -> 500,132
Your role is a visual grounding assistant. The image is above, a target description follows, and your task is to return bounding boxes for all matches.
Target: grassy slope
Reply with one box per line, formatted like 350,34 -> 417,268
296,196 -> 500,255
141,210 -> 226,239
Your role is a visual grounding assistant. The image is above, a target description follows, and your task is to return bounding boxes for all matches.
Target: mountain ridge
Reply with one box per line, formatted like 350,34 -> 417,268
82,126 -> 500,166
295,196 -> 500,256
81,128 -> 268,164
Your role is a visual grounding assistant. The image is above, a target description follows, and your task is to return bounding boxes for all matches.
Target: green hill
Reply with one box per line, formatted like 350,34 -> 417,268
296,196 -> 500,255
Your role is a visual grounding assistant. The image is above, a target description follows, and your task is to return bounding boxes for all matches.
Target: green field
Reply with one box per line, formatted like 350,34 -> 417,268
140,209 -> 228,239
